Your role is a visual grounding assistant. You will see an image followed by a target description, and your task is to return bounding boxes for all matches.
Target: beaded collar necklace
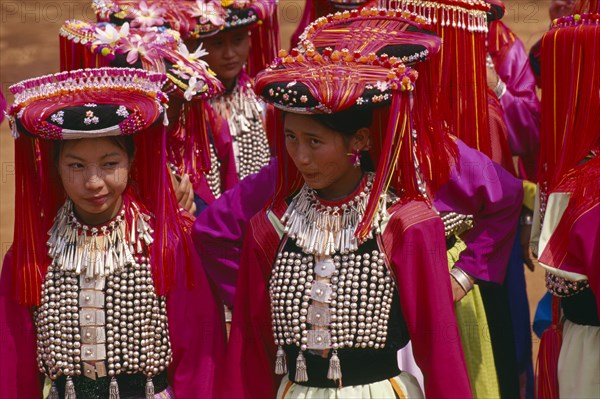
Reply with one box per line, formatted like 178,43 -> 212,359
47,199 -> 154,279
282,172 -> 396,256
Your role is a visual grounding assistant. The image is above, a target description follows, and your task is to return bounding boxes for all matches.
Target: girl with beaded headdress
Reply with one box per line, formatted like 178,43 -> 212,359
287,2 -> 530,397
218,11 -> 479,398
191,9 -> 523,397
90,0 -> 253,209
185,0 -> 279,182
0,68 -> 225,398
532,4 -> 600,398
59,17 -> 231,214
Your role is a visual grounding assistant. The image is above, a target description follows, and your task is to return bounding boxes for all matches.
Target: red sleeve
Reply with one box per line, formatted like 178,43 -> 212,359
382,202 -> 472,398
167,234 -> 227,398
0,249 -> 41,398
220,209 -> 282,399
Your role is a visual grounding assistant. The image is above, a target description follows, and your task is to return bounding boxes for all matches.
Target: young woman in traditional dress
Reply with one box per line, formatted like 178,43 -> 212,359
0,68 -> 225,398
190,0 -> 280,181
220,11 -> 474,397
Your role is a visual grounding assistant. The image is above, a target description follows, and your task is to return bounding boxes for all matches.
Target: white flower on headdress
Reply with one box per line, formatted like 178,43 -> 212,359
190,0 -> 227,26
50,111 -> 65,125
130,1 -> 166,29
374,81 -> 390,92
176,43 -> 209,68
94,22 -> 130,47
117,31 -> 157,64
184,76 -> 207,101
116,105 -> 130,118
92,0 -> 118,18
84,110 -> 100,125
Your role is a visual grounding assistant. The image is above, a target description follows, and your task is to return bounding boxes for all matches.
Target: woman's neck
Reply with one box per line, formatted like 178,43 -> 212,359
316,168 -> 364,202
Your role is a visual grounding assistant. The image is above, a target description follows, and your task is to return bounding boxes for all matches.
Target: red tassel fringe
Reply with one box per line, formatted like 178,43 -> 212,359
535,296 -> 563,399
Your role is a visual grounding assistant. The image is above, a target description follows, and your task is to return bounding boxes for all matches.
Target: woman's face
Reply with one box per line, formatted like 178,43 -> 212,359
57,137 -> 130,225
284,113 -> 368,200
201,27 -> 250,89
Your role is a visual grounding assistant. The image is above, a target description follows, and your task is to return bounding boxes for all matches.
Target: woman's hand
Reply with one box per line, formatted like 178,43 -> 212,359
450,268 -> 476,302
170,172 -> 197,215
451,278 -> 468,302
487,66 -> 500,91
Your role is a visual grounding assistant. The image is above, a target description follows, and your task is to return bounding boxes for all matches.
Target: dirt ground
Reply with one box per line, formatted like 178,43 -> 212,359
0,0 -> 550,366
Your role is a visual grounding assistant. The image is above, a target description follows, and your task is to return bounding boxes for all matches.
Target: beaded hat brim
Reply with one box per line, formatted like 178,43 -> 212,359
256,61 -> 417,114
297,10 -> 441,66
8,68 -> 168,140
328,0 -> 371,9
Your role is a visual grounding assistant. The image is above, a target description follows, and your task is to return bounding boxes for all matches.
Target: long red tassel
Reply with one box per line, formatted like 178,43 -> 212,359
536,296 -> 563,399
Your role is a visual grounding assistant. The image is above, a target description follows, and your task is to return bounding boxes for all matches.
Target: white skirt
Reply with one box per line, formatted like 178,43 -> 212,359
557,320 -> 600,398
276,372 -> 424,399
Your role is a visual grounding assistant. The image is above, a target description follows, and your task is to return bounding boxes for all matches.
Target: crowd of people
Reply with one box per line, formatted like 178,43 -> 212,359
0,0 -> 597,398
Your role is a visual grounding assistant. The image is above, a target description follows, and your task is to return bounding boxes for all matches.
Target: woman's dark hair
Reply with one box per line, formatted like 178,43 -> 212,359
311,107 -> 373,137
53,136 -> 136,165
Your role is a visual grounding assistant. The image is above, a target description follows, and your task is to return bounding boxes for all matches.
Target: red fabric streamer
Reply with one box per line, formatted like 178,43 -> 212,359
247,2 -> 281,77
535,296 -> 563,399
539,20 -> 600,208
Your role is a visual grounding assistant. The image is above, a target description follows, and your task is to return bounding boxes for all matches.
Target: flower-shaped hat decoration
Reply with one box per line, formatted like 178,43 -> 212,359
93,0 -> 201,39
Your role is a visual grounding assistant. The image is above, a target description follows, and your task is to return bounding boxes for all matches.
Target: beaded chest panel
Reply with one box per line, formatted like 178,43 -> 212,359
34,256 -> 172,381
269,236 -> 399,384
269,237 -> 396,353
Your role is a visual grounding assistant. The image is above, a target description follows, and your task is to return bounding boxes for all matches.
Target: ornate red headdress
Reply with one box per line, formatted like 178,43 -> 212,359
7,68 -> 191,305
574,0 -> 600,13
538,13 -> 600,214
295,7 -> 459,195
256,8 -> 449,240
93,0 -> 280,77
293,0 -> 511,169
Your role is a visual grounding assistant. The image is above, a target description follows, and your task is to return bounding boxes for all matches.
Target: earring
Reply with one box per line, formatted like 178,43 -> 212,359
347,148 -> 362,168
